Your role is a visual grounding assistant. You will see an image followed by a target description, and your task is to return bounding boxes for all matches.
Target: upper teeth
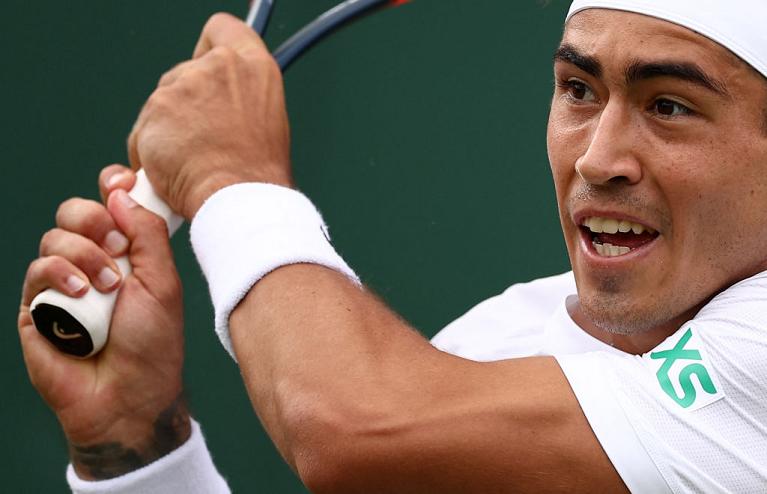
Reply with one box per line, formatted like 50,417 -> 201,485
583,217 -> 655,235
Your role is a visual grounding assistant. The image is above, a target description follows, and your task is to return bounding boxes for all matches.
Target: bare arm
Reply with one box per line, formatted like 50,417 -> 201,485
230,265 -> 627,493
129,13 -> 628,493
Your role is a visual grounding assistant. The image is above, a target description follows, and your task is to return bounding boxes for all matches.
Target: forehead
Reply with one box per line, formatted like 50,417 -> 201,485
562,9 -> 746,76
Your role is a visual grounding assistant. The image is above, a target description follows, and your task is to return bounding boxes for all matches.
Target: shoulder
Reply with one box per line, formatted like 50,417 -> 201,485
684,270 -> 767,390
557,270 -> 767,492
431,271 -> 576,360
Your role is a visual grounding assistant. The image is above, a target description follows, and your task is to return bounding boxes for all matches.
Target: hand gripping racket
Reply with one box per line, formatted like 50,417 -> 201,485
30,0 -> 409,358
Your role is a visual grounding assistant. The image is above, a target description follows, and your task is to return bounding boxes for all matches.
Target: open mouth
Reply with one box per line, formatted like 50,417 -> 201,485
580,217 -> 660,258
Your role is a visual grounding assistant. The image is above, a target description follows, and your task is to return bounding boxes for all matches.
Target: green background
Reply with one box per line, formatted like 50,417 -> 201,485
2,0 -> 571,491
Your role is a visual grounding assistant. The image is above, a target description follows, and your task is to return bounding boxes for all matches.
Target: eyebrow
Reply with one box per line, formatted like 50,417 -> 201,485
553,43 -> 731,98
625,60 -> 730,97
553,44 -> 602,77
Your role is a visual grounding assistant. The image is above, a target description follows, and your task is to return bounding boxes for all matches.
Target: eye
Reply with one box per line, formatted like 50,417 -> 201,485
653,98 -> 693,117
557,79 -> 597,103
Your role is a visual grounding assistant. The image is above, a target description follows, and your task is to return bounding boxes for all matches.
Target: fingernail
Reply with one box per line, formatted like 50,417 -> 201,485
106,172 -> 128,188
98,267 -> 121,288
114,189 -> 138,208
65,275 -> 88,293
103,230 -> 129,255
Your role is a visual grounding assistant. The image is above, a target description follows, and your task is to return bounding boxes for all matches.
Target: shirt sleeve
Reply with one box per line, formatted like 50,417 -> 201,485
556,272 -> 767,494
556,353 -> 672,493
66,420 -> 230,494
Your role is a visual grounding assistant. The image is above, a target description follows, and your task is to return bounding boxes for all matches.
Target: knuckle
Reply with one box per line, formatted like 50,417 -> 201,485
54,197 -> 84,224
144,88 -> 165,111
26,256 -> 61,282
25,258 -> 43,282
206,12 -> 234,30
56,198 -> 107,232
152,86 -> 178,110
144,87 -> 167,110
210,45 -> 238,64
158,70 -> 175,88
99,164 -> 123,182
157,61 -> 189,88
144,212 -> 169,234
140,90 -> 176,123
39,229 -> 62,255
99,164 -> 131,190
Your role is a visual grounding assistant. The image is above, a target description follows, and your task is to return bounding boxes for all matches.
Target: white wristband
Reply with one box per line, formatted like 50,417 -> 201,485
190,183 -> 360,360
66,420 -> 230,494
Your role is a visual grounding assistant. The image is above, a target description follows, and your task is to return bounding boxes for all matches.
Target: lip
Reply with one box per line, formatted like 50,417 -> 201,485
572,210 -> 659,233
573,209 -> 662,265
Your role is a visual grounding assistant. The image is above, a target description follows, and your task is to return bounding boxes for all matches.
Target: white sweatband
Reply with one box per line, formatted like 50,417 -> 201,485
67,420 -> 230,494
567,0 -> 767,78
190,183 -> 360,360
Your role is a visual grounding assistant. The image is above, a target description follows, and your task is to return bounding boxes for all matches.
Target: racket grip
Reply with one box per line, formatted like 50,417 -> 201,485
30,170 -> 183,358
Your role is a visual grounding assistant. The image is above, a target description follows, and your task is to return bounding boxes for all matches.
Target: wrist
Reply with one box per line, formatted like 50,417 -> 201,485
190,183 -> 359,359
182,166 -> 293,220
68,395 -> 191,481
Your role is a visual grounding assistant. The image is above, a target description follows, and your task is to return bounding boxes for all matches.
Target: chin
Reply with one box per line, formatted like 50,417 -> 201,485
578,290 -> 675,336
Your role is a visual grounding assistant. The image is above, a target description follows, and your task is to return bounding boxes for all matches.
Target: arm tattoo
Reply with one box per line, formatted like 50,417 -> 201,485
69,395 -> 191,480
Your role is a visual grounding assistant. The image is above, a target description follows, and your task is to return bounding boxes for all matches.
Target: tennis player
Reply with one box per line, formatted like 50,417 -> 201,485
18,1 -> 767,492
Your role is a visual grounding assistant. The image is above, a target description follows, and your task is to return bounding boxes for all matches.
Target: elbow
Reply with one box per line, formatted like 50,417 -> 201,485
294,447 -> 354,494
275,381 -> 405,493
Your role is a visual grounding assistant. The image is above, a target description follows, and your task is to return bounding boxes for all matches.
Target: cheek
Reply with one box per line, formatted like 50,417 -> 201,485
660,148 -> 767,281
547,111 -> 584,247
547,109 -> 573,185
547,106 -> 589,202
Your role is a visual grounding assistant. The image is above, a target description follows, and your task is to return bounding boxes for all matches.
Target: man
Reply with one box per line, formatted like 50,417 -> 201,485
18,0 -> 767,492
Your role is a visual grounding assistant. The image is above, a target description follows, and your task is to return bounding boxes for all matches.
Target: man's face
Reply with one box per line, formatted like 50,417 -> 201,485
547,9 -> 767,336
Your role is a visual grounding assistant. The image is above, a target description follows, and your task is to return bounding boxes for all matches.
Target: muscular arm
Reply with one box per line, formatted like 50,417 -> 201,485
126,13 -> 627,492
230,265 -> 628,493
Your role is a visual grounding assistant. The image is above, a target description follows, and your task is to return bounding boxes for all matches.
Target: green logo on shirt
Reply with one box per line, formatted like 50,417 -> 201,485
649,328 -> 718,409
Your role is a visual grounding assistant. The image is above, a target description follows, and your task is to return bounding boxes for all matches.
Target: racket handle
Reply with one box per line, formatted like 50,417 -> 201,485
30,170 -> 183,358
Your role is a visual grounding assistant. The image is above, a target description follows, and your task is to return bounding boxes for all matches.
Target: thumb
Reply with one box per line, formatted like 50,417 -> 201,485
107,189 -> 180,303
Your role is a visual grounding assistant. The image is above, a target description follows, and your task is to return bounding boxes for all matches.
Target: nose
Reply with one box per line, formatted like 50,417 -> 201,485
575,102 -> 642,186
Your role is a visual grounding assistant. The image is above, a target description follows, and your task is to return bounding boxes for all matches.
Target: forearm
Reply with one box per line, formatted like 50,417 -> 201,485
199,192 -> 625,493
226,265 -> 603,493
229,264 -> 435,474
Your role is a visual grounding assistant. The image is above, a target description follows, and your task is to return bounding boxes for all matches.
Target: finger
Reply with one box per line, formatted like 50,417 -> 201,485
107,189 -> 180,306
55,198 -> 130,257
17,299 -> 92,412
98,164 -> 136,204
22,256 -> 90,307
18,317 -> 88,402
39,229 -> 123,292
192,12 -> 267,59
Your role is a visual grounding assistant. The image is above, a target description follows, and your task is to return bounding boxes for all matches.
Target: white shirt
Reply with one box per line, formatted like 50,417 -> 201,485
433,270 -> 767,493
